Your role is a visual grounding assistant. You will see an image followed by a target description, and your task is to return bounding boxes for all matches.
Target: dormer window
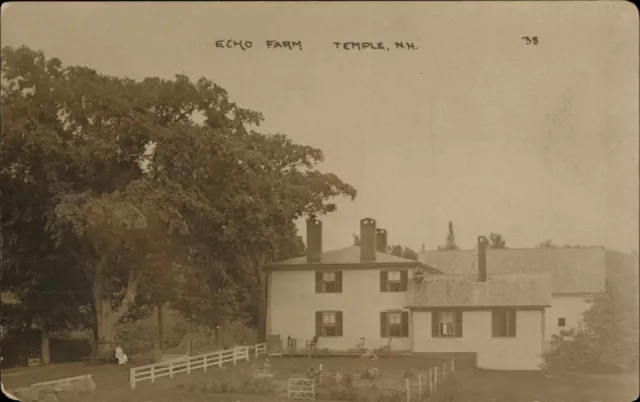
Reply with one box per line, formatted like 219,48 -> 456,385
315,271 -> 342,293
380,270 -> 408,292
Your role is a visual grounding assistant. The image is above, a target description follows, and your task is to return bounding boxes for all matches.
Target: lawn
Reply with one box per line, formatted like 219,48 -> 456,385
2,354 -> 638,402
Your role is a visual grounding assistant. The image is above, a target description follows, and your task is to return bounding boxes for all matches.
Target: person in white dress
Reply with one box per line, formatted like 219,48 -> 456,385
115,345 -> 128,365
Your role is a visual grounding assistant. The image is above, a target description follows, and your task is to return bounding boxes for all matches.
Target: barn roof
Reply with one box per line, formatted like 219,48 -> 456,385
418,247 -> 606,294
405,273 -> 552,308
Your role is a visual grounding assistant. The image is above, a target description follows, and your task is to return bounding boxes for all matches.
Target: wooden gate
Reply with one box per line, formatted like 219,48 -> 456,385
288,378 -> 315,400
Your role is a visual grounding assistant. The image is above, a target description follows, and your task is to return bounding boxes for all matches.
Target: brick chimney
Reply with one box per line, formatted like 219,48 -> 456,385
376,228 -> 388,253
306,218 -> 322,263
477,235 -> 488,282
360,218 -> 377,262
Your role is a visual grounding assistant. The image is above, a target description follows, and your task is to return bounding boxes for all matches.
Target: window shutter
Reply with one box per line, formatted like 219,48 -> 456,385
508,310 -> 516,337
315,272 -> 322,293
315,311 -> 323,337
401,311 -> 409,337
380,312 -> 388,337
491,311 -> 499,337
431,311 -> 439,337
335,271 -> 343,293
380,271 -> 388,292
400,270 -> 408,291
455,310 -> 463,338
336,311 -> 343,336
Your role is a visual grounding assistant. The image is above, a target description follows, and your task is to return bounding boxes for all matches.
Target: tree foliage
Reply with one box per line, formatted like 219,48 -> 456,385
1,45 -> 356,351
547,250 -> 639,373
537,239 -> 557,248
352,235 -> 417,260
488,232 -> 507,249
437,221 -> 458,251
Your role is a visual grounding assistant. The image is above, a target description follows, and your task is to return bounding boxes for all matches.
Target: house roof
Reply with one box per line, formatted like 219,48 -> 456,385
266,246 -> 440,272
418,247 -> 606,294
405,273 -> 552,308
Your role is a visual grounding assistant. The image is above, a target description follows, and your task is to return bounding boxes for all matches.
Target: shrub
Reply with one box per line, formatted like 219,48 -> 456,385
198,377 -> 275,396
344,372 -> 354,386
545,251 -> 639,374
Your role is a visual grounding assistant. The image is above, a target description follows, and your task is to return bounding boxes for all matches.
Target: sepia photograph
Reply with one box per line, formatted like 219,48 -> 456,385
1,2 -> 638,402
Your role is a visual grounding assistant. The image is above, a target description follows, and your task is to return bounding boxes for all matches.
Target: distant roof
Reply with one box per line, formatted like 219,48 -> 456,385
418,247 -> 606,294
405,274 -> 552,308
266,246 -> 440,272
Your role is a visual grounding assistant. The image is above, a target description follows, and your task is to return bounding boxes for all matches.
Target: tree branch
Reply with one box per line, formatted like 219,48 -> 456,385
111,267 -> 140,325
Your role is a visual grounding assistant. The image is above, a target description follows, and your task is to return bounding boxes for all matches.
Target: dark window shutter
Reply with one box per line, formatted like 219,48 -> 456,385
491,311 -> 499,337
400,270 -> 408,291
455,310 -> 463,338
380,271 -> 388,292
336,311 -> 343,336
380,312 -> 388,337
316,311 -> 323,337
335,271 -> 343,293
315,272 -> 322,293
401,311 -> 409,337
508,310 -> 516,337
431,311 -> 439,337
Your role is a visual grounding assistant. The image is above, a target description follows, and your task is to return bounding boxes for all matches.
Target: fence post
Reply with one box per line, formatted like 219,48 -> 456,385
187,357 -> 191,375
204,354 -> 208,372
434,366 -> 438,392
219,351 -> 223,368
443,362 -> 447,379
130,368 -> 135,389
405,378 -> 410,402
169,360 -> 174,379
418,374 -> 422,401
233,347 -> 237,365
151,364 -> 156,384
451,358 -> 455,373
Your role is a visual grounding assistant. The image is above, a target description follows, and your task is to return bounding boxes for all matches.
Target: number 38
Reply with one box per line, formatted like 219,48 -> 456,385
522,36 -> 539,45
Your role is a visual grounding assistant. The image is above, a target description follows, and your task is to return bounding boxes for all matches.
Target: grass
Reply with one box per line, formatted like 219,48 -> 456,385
2,354 -> 638,402
435,369 -> 639,402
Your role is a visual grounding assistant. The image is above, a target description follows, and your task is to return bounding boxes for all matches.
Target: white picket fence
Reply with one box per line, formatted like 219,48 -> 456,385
403,358 -> 455,402
130,343 -> 267,388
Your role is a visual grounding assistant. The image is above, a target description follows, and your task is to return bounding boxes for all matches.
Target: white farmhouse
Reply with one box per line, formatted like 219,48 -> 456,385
264,218 -> 552,370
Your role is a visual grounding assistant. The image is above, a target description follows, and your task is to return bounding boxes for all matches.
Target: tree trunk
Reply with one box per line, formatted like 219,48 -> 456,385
94,298 -> 116,357
41,327 -> 50,364
255,256 -> 267,342
91,268 -> 140,359
155,302 -> 164,361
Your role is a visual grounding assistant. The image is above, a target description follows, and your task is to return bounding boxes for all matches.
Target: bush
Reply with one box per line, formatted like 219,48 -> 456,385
196,377 -> 276,396
545,251 -> 639,374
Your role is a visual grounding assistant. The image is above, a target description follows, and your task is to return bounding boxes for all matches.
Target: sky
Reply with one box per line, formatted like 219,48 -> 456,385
2,2 -> 638,253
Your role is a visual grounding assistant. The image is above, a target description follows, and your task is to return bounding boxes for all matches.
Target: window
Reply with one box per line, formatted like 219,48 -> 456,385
492,309 -> 517,337
380,310 -> 409,338
315,271 -> 342,293
323,312 -> 337,336
439,312 -> 455,336
558,318 -> 566,327
380,270 -> 408,292
316,311 -> 343,337
431,310 -> 463,338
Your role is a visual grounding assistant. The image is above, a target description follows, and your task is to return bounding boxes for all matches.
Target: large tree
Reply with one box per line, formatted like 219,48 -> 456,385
1,46 -> 356,354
